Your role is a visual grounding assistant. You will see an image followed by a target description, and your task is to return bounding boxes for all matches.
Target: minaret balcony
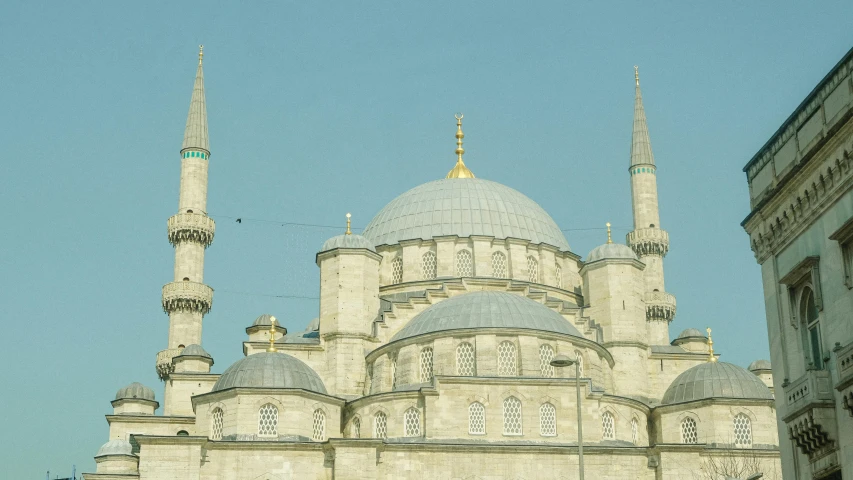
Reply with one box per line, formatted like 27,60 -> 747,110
644,291 -> 676,322
167,213 -> 215,247
155,347 -> 183,380
162,281 -> 213,314
627,228 -> 669,257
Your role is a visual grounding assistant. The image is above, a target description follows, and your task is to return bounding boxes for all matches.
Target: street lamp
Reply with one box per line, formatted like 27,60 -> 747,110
551,354 -> 584,480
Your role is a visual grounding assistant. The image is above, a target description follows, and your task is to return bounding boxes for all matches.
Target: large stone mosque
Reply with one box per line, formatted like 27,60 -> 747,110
84,48 -> 783,480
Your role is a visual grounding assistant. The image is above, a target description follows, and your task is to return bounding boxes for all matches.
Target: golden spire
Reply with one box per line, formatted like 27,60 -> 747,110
345,213 -> 352,235
706,327 -> 717,362
199,45 -> 204,65
267,316 -> 278,353
446,113 -> 475,179
634,65 -> 639,86
606,222 -> 613,244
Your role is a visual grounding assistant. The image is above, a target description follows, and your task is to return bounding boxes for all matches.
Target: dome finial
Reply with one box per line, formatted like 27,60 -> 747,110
267,316 -> 278,352
606,222 -> 612,244
706,327 -> 717,362
634,65 -> 639,86
446,113 -> 475,179
345,213 -> 352,235
198,45 -> 204,65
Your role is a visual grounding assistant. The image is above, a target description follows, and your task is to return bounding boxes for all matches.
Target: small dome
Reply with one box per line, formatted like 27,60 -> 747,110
586,243 -> 637,263
320,234 -> 375,253
96,439 -> 133,457
212,352 -> 327,394
748,359 -> 772,372
662,362 -> 773,405
115,382 -> 155,402
676,328 -> 706,339
179,344 -> 212,359
391,291 -> 582,342
252,314 -> 277,327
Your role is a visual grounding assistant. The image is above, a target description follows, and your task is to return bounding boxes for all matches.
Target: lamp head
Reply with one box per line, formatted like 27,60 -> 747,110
550,354 -> 575,368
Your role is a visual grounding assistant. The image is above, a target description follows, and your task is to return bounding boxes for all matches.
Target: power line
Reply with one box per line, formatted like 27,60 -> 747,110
217,289 -> 319,300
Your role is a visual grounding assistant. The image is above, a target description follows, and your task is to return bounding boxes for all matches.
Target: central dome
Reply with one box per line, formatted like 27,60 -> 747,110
362,178 -> 570,250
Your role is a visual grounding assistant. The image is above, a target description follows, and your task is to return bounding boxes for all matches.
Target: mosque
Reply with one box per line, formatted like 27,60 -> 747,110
83,48 -> 782,480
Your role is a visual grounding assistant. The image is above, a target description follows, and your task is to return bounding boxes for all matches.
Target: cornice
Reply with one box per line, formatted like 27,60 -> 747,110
106,414 -> 195,425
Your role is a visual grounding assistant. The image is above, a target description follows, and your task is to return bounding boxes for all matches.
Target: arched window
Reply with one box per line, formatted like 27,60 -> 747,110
527,255 -> 539,283
352,416 -> 361,438
258,403 -> 278,437
456,342 -> 476,376
374,411 -> 387,439
420,347 -> 434,383
391,257 -> 403,285
503,396 -> 523,435
733,414 -> 752,447
456,249 -> 473,277
491,251 -> 507,278
601,411 -> 615,440
555,263 -> 563,289
211,407 -> 223,440
421,251 -> 437,280
799,287 -> 823,369
404,408 -> 421,437
177,430 -> 189,436
497,341 -> 518,376
469,402 -> 486,435
631,418 -> 639,444
312,409 -> 326,441
575,351 -> 584,377
681,417 -> 698,444
539,403 -> 557,437
539,344 -> 555,378
390,356 -> 397,390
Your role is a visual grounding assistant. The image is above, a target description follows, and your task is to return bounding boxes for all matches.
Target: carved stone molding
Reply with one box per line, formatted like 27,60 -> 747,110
155,347 -> 183,380
644,291 -> 676,322
783,370 -> 838,459
162,280 -> 213,314
626,228 -> 669,257
167,213 -> 215,248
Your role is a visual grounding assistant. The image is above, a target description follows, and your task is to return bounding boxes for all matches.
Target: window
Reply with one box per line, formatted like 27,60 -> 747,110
601,411 -> 615,440
404,408 -> 421,437
555,263 -> 563,289
211,407 -> 223,440
456,342 -> 476,376
374,411 -> 387,439
631,418 -> 639,444
456,249 -> 473,277
829,219 -> 853,289
575,351 -> 584,377
421,251 -> 437,280
391,257 -> 403,284
258,403 -> 278,437
420,347 -> 434,383
497,341 -> 518,376
177,430 -> 189,436
503,396 -> 523,435
800,287 -> 823,369
539,403 -> 557,437
733,414 -> 752,447
390,356 -> 397,390
539,345 -> 555,377
681,417 -> 697,444
491,251 -> 507,278
527,256 -> 539,283
352,416 -> 361,438
469,402 -> 486,435
312,409 -> 326,441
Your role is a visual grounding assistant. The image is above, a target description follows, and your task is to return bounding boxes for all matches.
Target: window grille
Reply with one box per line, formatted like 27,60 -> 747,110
469,402 -> 486,435
555,263 -> 562,289
602,411 -> 615,440
404,408 -> 421,437
353,417 -> 361,438
733,414 -> 752,447
421,251 -> 437,280
539,403 -> 557,437
258,403 -> 278,437
391,257 -> 403,285
456,249 -> 473,277
539,344 -> 555,377
575,351 -> 584,377
503,396 -> 523,435
491,251 -> 507,278
497,341 -> 518,376
312,409 -> 326,441
420,347 -> 434,383
374,412 -> 387,439
681,417 -> 698,444
456,342 -> 476,376
527,256 -> 539,283
631,418 -> 639,444
211,407 -> 223,440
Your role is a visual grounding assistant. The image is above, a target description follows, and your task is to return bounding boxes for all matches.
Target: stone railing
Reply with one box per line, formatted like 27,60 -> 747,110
155,347 -> 183,380
644,291 -> 676,322
835,342 -> 853,416
626,228 -> 669,257
162,281 -> 213,314
783,369 -> 837,457
167,213 -> 215,247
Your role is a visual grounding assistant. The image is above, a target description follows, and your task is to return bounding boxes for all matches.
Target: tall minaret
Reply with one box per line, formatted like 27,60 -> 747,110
626,66 -> 676,345
157,46 -> 215,379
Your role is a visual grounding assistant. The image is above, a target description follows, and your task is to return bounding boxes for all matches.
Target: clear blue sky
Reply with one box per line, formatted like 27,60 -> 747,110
1,1 -> 850,477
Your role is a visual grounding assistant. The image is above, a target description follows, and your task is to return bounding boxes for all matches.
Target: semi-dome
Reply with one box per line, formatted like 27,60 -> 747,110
362,178 -> 571,250
96,439 -> 133,457
391,291 -> 582,342
661,361 -> 773,405
748,359 -> 772,372
179,344 -> 212,359
586,243 -> 637,262
212,352 -> 327,394
320,234 -> 375,253
115,382 -> 155,402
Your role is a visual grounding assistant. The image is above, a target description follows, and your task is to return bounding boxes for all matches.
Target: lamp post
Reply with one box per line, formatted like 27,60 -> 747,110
551,354 -> 584,480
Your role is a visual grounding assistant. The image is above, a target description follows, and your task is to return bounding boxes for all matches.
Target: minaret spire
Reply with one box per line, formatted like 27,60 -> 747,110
631,66 -> 655,169
182,45 -> 209,154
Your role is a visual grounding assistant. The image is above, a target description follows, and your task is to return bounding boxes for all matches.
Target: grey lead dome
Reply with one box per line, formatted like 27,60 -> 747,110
212,351 -> 327,394
391,291 -> 582,342
320,233 -> 376,253
115,382 -> 155,402
661,361 -> 773,405
362,178 -> 571,250
586,243 -> 637,262
96,439 -> 134,457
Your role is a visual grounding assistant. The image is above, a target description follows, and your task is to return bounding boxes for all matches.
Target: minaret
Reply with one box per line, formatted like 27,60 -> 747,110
626,66 -> 676,345
157,46 -> 216,380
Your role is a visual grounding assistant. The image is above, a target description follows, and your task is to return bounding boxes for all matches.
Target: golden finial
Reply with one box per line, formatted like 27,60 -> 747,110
634,65 -> 639,86
267,316 -> 278,353
345,213 -> 352,235
606,222 -> 612,244
706,327 -> 717,362
198,45 -> 204,65
446,113 -> 475,179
